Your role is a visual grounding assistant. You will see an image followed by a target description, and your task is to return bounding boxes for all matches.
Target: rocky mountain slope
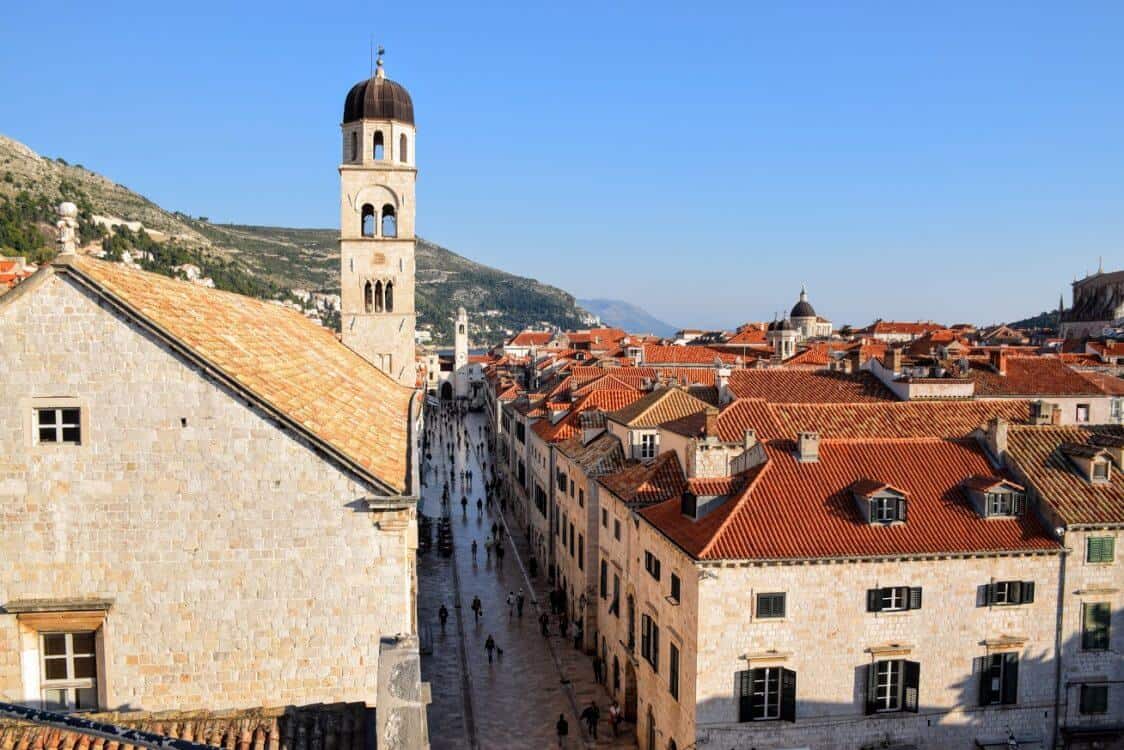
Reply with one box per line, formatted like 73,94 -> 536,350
0,134 -> 591,345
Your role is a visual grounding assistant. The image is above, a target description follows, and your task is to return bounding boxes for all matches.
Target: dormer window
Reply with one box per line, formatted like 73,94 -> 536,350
1060,443 -> 1114,485
1092,459 -> 1110,482
963,476 -> 1026,518
852,480 -> 907,525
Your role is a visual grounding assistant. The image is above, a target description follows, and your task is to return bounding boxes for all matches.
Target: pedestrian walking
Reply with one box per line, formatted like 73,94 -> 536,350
580,701 -> 600,740
476,497 -> 483,513
471,539 -> 478,560
484,634 -> 496,664
573,621 -> 583,650
592,654 -> 603,684
517,589 -> 525,618
485,536 -> 493,560
539,612 -> 550,637
506,591 -> 515,617
495,541 -> 505,565
555,714 -> 568,749
438,604 -> 448,632
461,496 -> 468,515
609,701 -> 621,737
529,555 -> 539,578
471,595 -> 482,622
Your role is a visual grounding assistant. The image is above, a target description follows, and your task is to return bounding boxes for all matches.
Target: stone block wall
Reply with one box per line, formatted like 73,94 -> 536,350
0,275 -> 413,712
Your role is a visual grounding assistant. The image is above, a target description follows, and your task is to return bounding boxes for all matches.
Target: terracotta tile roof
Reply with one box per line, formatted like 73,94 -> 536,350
863,320 -> 945,336
642,344 -> 739,365
557,430 -> 627,475
724,327 -> 768,346
598,451 -> 687,507
643,438 -> 1059,560
1075,370 -> 1124,395
61,257 -> 413,493
727,369 -> 896,403
607,387 -> 712,428
967,357 -> 1107,397
784,343 -> 833,367
0,704 -> 370,750
531,390 -> 645,443
1005,424 -> 1124,526
509,330 -> 553,347
765,400 -> 1033,441
571,373 -> 643,397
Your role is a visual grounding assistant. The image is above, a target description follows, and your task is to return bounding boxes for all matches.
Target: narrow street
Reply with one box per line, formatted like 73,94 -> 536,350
417,407 -> 636,750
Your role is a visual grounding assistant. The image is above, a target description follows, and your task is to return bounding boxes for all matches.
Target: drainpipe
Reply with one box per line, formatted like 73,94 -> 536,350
1052,529 -> 1067,750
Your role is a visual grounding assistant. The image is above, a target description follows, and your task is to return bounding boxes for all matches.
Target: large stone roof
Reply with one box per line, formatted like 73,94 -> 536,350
53,257 -> 414,494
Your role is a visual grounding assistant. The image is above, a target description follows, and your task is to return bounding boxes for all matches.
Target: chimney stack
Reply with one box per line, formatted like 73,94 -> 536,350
704,406 -> 719,438
883,347 -> 903,374
985,418 -> 1009,461
989,347 -> 1008,376
796,431 -> 820,463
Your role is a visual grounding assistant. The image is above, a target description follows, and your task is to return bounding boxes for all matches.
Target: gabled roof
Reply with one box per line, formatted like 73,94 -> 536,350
642,438 -> 1058,560
33,257 -> 414,494
850,479 -> 908,497
765,399 -> 1032,441
598,451 -> 687,507
531,390 -> 645,443
966,357 -> 1106,397
962,475 -> 1025,493
726,369 -> 896,403
642,344 -> 739,365
607,386 -> 712,428
556,430 -> 627,476
508,330 -> 553,347
1005,425 -> 1124,526
1076,370 -> 1124,395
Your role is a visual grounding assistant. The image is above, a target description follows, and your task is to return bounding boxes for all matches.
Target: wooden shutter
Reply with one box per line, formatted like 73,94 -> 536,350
908,587 -> 923,610
902,660 -> 920,713
1008,581 -> 1023,605
1000,653 -> 1019,705
780,668 -> 797,722
867,588 -> 882,612
864,663 -> 879,715
1022,581 -> 1035,603
1012,492 -> 1026,515
975,656 -> 991,706
736,671 -> 752,722
652,625 -> 660,674
896,497 -> 908,522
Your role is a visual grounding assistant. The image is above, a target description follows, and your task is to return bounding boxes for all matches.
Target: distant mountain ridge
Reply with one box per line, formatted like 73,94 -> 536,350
578,297 -> 677,337
0,134 -> 591,345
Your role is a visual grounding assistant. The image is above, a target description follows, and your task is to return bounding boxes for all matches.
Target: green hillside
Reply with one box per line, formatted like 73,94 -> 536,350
0,134 -> 590,345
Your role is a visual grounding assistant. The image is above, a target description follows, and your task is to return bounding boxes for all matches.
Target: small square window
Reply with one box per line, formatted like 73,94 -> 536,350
601,509 -> 608,528
36,408 -> 81,445
614,519 -> 621,541
1076,404 -> 1090,423
1086,536 -> 1116,564
1080,684 -> 1108,715
39,631 -> 99,712
756,592 -> 786,619
669,573 -> 681,604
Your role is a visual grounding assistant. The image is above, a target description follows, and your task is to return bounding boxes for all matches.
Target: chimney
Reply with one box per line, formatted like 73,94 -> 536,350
704,406 -> 719,438
882,348 -> 902,374
1029,400 -> 1051,425
796,431 -> 820,463
989,347 -> 1008,376
743,428 -> 757,450
715,364 -> 732,405
985,418 -> 1009,461
849,349 -> 864,373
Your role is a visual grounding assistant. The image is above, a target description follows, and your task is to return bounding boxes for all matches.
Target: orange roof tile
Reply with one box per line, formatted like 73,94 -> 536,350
727,369 -> 896,403
642,438 -> 1059,560
967,357 -> 1106,397
608,387 -> 712,428
61,257 -> 413,493
599,451 -> 686,507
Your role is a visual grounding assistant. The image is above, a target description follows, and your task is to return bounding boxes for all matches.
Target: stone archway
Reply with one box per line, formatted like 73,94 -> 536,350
440,381 -> 453,401
624,659 -> 638,722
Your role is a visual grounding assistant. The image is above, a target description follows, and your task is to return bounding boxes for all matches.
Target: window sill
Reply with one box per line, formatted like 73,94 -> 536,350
752,616 -> 787,623
665,596 -> 680,607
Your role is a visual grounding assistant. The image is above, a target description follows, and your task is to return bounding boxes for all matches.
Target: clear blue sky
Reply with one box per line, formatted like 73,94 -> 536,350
2,1 -> 1122,329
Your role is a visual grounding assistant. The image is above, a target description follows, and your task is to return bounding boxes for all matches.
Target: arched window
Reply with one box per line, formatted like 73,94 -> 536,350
381,204 -> 397,238
361,204 -> 376,237
373,131 -> 384,160
384,281 -> 394,312
363,281 -> 373,313
399,133 -> 408,163
374,281 -> 384,312
350,132 -> 358,162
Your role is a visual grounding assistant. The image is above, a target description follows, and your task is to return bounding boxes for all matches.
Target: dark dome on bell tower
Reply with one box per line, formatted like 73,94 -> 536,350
342,54 -> 414,125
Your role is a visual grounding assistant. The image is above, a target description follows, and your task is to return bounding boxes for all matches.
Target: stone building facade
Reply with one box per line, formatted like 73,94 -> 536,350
0,256 -> 418,714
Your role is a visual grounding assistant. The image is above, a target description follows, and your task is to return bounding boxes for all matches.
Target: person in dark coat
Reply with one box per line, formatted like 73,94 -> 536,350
580,702 -> 600,739
484,634 -> 496,664
555,714 -> 568,748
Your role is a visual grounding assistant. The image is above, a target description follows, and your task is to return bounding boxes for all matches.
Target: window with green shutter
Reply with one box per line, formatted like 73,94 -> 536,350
1082,602 -> 1111,650
1086,536 -> 1115,564
756,592 -> 786,619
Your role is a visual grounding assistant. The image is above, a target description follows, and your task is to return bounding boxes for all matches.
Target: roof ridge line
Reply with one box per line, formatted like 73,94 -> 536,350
697,459 -> 773,559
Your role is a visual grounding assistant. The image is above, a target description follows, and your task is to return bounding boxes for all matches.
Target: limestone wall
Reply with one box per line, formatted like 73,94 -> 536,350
0,274 -> 413,712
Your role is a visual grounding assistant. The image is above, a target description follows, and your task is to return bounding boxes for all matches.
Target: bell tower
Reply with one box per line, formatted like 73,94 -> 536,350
339,49 -> 417,387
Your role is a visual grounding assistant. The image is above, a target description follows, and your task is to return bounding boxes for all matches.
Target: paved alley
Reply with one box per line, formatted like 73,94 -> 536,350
417,406 -> 636,750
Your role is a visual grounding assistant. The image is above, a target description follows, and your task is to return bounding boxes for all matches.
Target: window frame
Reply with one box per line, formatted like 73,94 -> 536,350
737,667 -> 796,722
669,573 -> 681,604
1082,602 -> 1111,651
668,642 -> 680,700
756,592 -> 786,619
1079,684 -> 1109,715
1086,536 -> 1115,564
644,551 -> 662,582
639,432 -> 657,460
978,652 -> 1019,706
35,407 -> 82,446
39,631 -> 99,712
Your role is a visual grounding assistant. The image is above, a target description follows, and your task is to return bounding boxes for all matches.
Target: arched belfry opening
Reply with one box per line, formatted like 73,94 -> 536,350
373,131 -> 384,160
399,133 -> 408,163
363,281 -> 373,313
350,132 -> 358,162
373,281 -> 384,312
381,205 -> 397,238
361,204 -> 376,237
384,281 -> 394,312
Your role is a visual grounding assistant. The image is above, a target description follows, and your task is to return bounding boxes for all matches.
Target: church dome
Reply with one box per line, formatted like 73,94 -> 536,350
343,72 -> 414,125
790,285 -> 816,319
768,317 -> 795,332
